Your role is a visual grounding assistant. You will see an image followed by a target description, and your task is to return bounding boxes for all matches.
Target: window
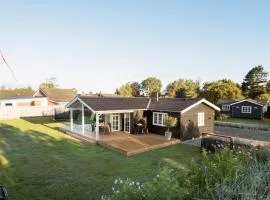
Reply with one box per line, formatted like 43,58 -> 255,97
241,106 -> 251,113
153,112 -> 168,126
198,112 -> 204,127
222,105 -> 230,111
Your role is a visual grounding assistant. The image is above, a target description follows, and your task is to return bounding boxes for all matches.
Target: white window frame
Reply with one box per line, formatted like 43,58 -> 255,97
222,105 -> 230,111
198,112 -> 205,127
153,112 -> 168,126
241,106 -> 252,113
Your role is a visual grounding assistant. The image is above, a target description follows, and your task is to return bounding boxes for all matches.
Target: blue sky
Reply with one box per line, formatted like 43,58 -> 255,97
0,0 -> 269,93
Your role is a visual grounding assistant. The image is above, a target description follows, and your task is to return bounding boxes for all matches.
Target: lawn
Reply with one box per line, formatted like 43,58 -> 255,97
0,117 -> 201,200
221,118 -> 270,126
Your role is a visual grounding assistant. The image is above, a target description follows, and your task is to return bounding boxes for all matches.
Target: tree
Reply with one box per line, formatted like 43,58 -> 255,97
116,82 -> 141,97
266,80 -> 270,93
166,79 -> 200,98
241,65 -> 268,98
141,77 -> 162,95
117,83 -> 133,96
256,93 -> 270,103
201,79 -> 243,104
130,82 -> 141,97
40,77 -> 58,89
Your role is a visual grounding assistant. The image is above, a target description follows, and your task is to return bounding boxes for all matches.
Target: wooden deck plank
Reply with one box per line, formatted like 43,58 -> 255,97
60,127 -> 181,156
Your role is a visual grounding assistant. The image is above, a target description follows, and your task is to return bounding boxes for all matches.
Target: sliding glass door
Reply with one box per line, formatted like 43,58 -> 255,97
111,113 -> 120,132
124,113 -> 130,133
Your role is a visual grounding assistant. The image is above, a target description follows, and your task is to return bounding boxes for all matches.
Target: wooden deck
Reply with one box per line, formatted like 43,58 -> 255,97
60,126 -> 181,156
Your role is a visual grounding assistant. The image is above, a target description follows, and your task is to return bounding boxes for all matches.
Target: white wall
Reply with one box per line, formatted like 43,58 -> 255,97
0,97 -> 49,107
0,105 -> 65,120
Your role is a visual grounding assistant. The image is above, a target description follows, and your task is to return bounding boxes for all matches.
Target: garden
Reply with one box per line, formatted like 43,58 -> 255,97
104,148 -> 270,200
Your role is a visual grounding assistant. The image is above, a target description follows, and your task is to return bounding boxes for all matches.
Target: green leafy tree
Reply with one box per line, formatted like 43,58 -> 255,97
166,116 -> 178,132
117,83 -> 133,97
130,82 -> 141,97
166,79 -> 200,98
40,77 -> 58,89
267,80 -> 270,93
116,82 -> 141,97
241,65 -> 268,98
202,79 -> 243,104
256,93 -> 270,103
141,77 -> 162,95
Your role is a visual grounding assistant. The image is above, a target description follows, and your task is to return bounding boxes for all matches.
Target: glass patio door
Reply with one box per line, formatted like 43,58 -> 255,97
111,113 -> 120,132
124,113 -> 130,133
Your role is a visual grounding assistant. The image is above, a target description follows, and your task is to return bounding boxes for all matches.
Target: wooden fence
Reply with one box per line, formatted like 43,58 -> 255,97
0,106 -> 65,120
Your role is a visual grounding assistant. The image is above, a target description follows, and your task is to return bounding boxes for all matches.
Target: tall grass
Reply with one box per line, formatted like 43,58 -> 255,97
105,148 -> 270,200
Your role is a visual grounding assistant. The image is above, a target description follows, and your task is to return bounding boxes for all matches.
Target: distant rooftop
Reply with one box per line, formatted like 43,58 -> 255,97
0,89 -> 34,99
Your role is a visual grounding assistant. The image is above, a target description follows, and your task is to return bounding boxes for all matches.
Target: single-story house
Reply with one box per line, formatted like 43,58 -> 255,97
33,88 -> 77,105
217,99 -> 268,120
66,95 -> 220,140
0,89 -> 47,106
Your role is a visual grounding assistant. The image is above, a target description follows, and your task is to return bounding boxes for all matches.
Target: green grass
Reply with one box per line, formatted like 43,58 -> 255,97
221,118 -> 270,126
0,117 -> 201,200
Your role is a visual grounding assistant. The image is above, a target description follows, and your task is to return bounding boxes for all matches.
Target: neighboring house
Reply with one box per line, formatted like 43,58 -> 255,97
0,89 -> 48,106
66,96 -> 220,140
33,88 -> 77,105
0,97 -> 48,107
218,99 -> 268,120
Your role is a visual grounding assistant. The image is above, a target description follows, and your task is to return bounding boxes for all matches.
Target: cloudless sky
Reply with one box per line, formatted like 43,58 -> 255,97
0,0 -> 270,93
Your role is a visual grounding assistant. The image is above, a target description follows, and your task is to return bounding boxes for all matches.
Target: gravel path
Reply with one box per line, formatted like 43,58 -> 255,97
215,126 -> 270,141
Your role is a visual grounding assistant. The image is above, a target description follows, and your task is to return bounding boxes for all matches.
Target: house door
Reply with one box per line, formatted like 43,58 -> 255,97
111,113 -> 120,132
124,113 -> 130,133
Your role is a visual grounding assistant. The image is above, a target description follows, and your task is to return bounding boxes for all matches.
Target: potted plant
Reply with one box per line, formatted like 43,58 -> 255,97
165,116 -> 178,140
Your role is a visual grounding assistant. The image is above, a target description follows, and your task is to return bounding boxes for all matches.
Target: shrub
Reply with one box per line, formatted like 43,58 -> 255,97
182,121 -> 200,140
186,149 -> 243,199
216,149 -> 270,200
104,149 -> 270,200
166,116 -> 177,131
215,113 -> 229,121
103,168 -> 188,200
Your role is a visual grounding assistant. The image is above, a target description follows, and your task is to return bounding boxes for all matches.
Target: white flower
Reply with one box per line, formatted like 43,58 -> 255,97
120,180 -> 123,184
156,174 -> 160,178
114,179 -> 118,184
132,181 -> 135,185
136,182 -> 140,186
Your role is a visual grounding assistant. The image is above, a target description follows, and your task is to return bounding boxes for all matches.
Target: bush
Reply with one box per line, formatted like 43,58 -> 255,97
166,116 -> 178,131
201,136 -> 230,152
103,149 -> 270,200
215,113 -> 229,121
186,149 -> 243,199
182,121 -> 200,140
103,168 -> 188,200
216,149 -> 270,200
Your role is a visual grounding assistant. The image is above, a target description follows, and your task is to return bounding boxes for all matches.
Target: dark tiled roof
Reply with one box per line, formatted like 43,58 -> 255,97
217,99 -> 239,105
148,98 -> 202,112
232,99 -> 267,106
0,90 -> 34,99
76,96 -> 204,112
41,88 -> 77,103
79,96 -> 149,111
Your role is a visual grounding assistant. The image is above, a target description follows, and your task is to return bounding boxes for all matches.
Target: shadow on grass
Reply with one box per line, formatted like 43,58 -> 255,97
0,119 -> 201,200
0,123 -> 112,200
21,116 -> 55,124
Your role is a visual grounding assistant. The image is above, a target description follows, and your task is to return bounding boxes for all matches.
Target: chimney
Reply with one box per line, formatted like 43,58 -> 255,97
156,92 -> 159,102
